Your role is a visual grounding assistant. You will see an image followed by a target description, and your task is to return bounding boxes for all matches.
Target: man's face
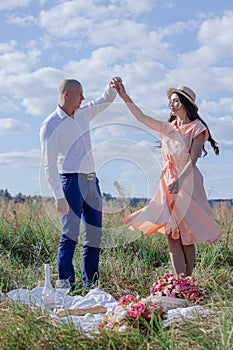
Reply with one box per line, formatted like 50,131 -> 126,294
68,84 -> 85,110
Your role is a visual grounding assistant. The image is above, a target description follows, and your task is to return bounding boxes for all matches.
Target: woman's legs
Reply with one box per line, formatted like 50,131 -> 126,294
167,234 -> 186,274
167,234 -> 195,276
183,244 -> 195,276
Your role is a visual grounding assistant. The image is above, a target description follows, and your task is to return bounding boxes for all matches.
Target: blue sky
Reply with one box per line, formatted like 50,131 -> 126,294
0,0 -> 233,200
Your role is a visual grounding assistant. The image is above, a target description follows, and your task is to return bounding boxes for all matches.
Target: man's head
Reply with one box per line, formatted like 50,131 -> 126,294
59,79 -> 85,115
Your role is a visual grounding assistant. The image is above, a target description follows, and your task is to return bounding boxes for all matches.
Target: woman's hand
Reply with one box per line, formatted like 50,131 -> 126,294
168,179 -> 180,194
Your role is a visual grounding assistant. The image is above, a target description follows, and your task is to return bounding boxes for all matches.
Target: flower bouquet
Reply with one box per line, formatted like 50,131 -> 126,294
150,273 -> 206,309
98,294 -> 167,333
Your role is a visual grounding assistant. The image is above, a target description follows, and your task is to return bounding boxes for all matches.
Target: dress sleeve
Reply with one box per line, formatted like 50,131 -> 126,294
160,121 -> 174,136
192,120 -> 209,141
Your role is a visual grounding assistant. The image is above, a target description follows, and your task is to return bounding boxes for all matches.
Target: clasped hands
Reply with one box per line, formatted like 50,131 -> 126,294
110,77 -> 126,96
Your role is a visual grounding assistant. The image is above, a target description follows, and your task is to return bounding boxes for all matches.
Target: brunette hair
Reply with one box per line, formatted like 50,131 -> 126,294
168,93 -> 219,157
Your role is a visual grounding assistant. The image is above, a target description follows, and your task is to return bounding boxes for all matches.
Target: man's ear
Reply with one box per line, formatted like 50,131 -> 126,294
63,90 -> 69,99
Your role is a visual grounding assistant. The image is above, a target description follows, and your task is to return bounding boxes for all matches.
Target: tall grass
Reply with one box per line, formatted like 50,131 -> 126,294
0,198 -> 232,349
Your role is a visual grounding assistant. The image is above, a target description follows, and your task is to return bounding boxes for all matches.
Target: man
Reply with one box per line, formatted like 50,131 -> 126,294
40,77 -> 120,288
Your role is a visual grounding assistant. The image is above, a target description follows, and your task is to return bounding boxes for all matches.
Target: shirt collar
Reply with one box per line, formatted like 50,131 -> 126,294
56,105 -> 69,120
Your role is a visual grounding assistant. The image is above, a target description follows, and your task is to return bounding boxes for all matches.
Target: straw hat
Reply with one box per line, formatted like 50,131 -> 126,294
166,85 -> 198,111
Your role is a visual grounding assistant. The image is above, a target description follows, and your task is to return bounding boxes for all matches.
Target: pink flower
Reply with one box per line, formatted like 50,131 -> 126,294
119,294 -> 137,306
148,304 -> 160,312
118,295 -> 127,305
150,273 -> 206,303
143,310 -> 151,319
100,294 -> 168,331
131,302 -> 145,312
127,309 -> 141,318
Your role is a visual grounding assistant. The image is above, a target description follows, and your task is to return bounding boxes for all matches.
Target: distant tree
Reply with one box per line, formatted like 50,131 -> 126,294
130,197 -> 148,207
14,192 -> 26,203
15,192 -> 25,200
103,193 -> 113,201
3,189 -> 11,199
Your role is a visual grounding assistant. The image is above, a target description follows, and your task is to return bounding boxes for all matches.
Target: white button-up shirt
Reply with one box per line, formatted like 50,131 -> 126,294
40,84 -> 116,199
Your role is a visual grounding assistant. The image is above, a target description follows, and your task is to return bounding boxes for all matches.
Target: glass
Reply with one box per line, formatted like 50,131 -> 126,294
55,279 -> 71,308
55,279 -> 71,289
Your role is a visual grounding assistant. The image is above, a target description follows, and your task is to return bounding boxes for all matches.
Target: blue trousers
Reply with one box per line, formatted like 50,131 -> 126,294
58,174 -> 102,287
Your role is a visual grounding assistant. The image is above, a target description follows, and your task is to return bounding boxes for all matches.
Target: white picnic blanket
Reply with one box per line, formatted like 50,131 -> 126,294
3,287 -> 214,332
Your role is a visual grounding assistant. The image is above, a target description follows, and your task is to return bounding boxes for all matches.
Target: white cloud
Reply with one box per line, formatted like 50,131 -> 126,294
201,98 -> 233,114
64,46 -> 124,84
118,0 -> 156,15
0,118 -> 29,134
0,40 -> 17,53
93,138 -> 162,198
211,67 -> 233,91
89,19 -> 147,46
0,149 -> 41,168
0,96 -> 19,113
197,11 -> 233,57
0,0 -> 30,11
94,138 -> 161,171
6,14 -> 37,26
37,0 -> 163,59
160,19 -> 199,37
200,161 -> 233,198
38,1 -> 105,38
38,0 -> 155,40
204,116 -> 233,149
2,66 -> 65,115
177,11 -> 233,67
0,48 -> 41,74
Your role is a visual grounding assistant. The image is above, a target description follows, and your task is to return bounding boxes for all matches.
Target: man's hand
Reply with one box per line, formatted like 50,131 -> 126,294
56,198 -> 69,214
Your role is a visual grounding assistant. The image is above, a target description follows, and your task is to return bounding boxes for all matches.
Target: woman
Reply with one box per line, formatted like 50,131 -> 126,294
112,79 -> 223,276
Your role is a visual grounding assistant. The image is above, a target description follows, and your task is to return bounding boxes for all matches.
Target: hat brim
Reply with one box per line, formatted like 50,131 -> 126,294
167,88 -> 198,111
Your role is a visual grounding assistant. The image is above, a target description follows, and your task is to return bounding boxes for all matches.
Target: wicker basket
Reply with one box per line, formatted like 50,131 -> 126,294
150,296 -> 190,310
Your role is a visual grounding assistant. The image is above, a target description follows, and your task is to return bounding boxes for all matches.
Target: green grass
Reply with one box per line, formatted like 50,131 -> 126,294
0,199 -> 233,349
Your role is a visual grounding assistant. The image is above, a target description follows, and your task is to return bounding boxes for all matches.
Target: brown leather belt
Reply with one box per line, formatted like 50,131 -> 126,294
60,172 -> 96,181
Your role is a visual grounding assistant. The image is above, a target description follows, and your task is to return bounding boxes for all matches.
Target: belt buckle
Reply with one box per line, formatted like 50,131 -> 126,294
87,173 -> 95,181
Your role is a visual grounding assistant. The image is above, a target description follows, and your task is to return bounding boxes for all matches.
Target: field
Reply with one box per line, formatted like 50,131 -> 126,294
0,198 -> 232,350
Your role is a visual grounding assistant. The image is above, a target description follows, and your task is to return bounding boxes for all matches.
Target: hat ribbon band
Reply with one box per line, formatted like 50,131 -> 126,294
179,89 -> 194,102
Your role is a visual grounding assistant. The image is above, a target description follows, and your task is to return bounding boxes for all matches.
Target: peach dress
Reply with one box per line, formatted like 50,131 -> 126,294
122,119 -> 223,245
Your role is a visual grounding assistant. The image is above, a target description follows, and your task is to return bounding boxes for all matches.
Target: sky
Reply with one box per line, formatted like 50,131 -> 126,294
0,0 -> 233,201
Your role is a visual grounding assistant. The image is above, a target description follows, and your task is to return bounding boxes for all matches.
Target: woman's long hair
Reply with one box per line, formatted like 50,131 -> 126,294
168,93 -> 219,156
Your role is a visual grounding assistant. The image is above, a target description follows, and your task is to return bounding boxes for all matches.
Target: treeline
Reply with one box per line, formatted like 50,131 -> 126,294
103,192 -> 148,208
0,189 -> 148,208
0,189 -> 41,202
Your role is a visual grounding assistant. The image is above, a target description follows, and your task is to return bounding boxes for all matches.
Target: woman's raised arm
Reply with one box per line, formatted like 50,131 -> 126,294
112,78 -> 163,133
